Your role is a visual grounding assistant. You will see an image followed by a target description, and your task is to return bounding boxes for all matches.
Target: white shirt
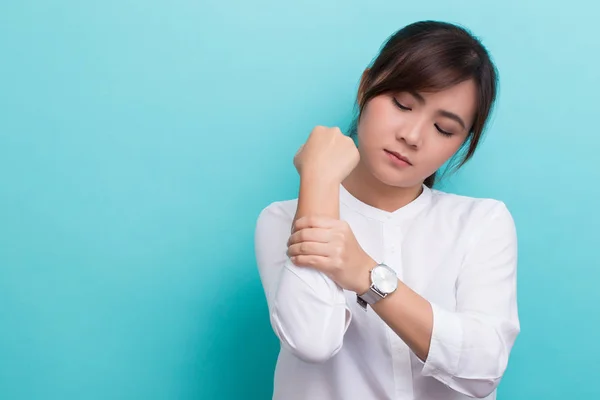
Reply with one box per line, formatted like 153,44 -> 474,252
254,184 -> 520,400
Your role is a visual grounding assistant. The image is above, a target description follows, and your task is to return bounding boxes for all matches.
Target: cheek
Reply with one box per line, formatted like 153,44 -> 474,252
425,136 -> 466,166
356,112 -> 378,148
356,100 -> 398,146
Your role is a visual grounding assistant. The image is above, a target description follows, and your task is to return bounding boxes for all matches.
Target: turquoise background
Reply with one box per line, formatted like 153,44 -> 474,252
1,0 -> 598,399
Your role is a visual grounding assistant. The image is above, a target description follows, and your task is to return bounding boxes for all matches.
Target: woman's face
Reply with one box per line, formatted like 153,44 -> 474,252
356,78 -> 478,188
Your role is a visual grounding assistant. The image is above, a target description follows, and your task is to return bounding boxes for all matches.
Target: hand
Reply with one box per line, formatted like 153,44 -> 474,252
286,215 -> 377,294
293,126 -> 360,184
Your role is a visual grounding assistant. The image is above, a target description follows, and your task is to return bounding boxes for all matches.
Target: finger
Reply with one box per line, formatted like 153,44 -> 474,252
287,228 -> 331,246
290,255 -> 330,271
287,242 -> 331,258
293,215 -> 338,232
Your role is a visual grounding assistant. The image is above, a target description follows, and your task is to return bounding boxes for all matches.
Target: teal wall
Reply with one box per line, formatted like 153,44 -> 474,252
1,1 -> 598,399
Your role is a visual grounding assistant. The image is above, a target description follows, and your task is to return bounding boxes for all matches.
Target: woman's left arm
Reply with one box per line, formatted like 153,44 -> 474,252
289,201 -> 519,399
372,202 -> 520,398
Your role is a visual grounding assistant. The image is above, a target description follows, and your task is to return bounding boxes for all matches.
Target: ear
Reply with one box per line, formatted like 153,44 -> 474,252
357,68 -> 370,105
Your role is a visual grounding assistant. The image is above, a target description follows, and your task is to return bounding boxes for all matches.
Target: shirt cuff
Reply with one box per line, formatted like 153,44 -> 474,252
420,302 -> 464,380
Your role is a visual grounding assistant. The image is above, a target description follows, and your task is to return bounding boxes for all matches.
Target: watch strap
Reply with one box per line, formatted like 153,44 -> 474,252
356,286 -> 386,310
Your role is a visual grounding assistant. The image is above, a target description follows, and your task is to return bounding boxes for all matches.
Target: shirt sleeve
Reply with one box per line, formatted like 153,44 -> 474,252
254,202 -> 352,363
417,201 -> 521,398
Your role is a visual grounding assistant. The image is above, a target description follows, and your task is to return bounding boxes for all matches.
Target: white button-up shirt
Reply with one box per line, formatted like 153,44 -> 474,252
255,184 -> 520,400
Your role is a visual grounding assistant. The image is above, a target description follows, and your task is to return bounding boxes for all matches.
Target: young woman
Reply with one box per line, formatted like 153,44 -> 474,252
255,20 -> 519,400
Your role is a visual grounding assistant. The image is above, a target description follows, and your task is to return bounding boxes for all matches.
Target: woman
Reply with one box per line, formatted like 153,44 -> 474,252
255,20 -> 519,400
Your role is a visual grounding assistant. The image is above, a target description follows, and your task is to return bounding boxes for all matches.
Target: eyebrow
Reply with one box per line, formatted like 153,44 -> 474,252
409,90 -> 467,131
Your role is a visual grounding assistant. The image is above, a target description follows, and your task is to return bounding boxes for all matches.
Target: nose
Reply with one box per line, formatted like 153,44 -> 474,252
396,119 -> 425,149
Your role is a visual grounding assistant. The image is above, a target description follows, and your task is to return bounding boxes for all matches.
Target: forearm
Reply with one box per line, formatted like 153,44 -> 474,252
371,279 -> 433,361
294,179 -> 429,362
371,276 -> 518,398
293,178 -> 434,361
271,177 -> 348,363
294,175 -> 340,224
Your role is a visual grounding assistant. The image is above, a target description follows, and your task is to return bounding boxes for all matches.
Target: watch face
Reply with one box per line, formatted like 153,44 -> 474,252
371,264 -> 398,294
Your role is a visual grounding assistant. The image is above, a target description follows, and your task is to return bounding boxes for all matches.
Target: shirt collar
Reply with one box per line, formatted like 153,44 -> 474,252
340,183 -> 432,223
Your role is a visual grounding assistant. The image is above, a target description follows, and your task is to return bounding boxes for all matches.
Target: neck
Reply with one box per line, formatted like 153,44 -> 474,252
342,161 -> 424,213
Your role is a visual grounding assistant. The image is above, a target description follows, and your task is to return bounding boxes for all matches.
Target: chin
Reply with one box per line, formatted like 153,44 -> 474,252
369,162 -> 424,189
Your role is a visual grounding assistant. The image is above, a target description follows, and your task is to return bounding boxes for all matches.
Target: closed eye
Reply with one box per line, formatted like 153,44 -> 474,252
392,97 -> 412,111
434,124 -> 453,137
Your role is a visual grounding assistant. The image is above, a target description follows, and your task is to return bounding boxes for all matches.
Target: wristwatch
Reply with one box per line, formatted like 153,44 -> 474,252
357,263 -> 398,310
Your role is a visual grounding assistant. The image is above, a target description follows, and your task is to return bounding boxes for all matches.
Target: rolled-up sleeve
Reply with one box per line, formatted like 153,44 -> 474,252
254,203 -> 352,363
419,202 -> 520,398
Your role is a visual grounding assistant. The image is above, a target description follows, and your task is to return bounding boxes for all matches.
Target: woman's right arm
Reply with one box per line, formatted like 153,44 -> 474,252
254,177 -> 352,363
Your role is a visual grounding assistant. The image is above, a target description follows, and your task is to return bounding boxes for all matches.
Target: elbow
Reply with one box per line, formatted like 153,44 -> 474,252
425,331 -> 517,398
470,326 -> 519,398
424,304 -> 520,398
428,368 -> 503,399
267,275 -> 351,364
461,378 -> 501,399
458,320 -> 520,398
453,341 -> 513,398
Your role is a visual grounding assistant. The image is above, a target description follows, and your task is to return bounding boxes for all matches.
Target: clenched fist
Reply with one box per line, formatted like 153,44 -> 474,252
293,126 -> 360,184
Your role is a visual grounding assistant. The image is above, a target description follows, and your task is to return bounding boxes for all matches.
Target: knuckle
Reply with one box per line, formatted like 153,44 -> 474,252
313,125 -> 326,134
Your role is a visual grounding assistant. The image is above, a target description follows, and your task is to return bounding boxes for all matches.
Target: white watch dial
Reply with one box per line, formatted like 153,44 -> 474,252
371,264 -> 398,294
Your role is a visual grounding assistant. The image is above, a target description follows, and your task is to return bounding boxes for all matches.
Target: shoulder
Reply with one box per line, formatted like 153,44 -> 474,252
428,188 -> 515,232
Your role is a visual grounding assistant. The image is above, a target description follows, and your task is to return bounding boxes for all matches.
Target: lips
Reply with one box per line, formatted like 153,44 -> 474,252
385,150 -> 412,165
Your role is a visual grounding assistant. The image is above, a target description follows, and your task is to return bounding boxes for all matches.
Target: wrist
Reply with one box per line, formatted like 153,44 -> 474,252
295,174 -> 341,222
354,256 -> 378,295
299,171 -> 341,187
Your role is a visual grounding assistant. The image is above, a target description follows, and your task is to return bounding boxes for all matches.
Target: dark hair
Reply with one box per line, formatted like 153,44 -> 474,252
348,21 -> 498,188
